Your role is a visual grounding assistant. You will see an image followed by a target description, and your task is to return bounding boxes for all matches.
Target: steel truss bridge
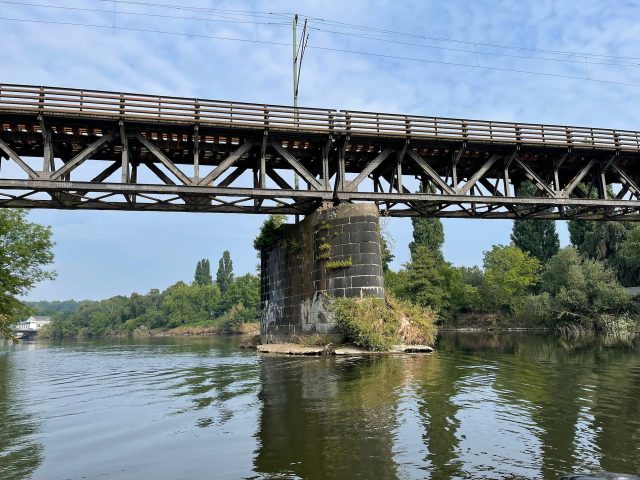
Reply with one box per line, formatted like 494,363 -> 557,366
1,84 -> 640,220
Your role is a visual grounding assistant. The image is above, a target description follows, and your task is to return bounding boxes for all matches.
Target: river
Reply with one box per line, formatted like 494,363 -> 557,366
0,333 -> 639,479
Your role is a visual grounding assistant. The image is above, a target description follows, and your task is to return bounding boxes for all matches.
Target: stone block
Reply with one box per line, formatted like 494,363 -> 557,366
329,276 -> 351,289
341,243 -> 359,255
349,231 -> 379,244
351,275 -> 384,288
359,242 -> 381,254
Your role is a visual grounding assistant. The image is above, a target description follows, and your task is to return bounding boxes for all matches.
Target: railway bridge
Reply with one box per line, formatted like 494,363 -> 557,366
1,83 -> 639,341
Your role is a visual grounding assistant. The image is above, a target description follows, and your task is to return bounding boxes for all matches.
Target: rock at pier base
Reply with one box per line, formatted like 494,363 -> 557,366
256,343 -> 433,356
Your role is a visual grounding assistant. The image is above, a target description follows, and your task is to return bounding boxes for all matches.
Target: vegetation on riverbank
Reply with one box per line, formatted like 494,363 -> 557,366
331,295 -> 437,351
383,182 -> 640,336
33,252 -> 261,339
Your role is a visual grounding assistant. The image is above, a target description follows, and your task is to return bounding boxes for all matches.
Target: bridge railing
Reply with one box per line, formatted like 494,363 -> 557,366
1,84 -> 639,152
336,111 -> 640,152
0,84 -> 337,133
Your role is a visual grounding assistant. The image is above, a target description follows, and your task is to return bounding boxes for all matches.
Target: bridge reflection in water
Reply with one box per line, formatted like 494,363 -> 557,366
1,335 -> 640,479
1,84 -> 640,220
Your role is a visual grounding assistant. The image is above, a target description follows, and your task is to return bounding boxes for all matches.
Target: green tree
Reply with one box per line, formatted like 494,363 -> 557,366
568,220 -> 639,286
194,259 -> 213,285
216,251 -> 234,294
621,225 -> 640,269
218,273 -> 260,318
510,181 -> 559,262
162,281 -> 221,327
481,244 -> 541,311
380,235 -> 394,271
539,247 -> 629,317
0,210 -> 55,339
397,245 -> 452,312
409,217 -> 444,258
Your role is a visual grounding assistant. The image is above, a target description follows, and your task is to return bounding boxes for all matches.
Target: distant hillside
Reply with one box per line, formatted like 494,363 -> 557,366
26,300 -> 83,317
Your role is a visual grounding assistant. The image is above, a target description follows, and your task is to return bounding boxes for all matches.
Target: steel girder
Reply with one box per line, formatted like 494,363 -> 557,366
2,111 -> 640,220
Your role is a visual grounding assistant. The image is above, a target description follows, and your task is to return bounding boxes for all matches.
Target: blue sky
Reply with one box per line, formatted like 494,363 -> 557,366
2,0 -> 639,300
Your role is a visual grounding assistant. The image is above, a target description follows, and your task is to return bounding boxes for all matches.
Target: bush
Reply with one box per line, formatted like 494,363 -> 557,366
540,247 -> 630,317
253,214 -> 286,252
513,293 -> 553,325
331,294 -> 436,351
217,303 -> 256,333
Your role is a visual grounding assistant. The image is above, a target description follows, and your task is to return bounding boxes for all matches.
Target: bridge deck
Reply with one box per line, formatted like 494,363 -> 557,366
0,83 -> 639,220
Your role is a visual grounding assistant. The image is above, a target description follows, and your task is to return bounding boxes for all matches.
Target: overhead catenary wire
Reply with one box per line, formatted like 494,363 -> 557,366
4,0 -> 639,64
0,0 -> 291,27
81,0 -> 640,63
1,11 -> 639,90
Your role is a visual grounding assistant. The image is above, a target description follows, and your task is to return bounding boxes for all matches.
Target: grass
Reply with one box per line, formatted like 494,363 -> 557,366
331,294 -> 437,351
326,258 -> 353,270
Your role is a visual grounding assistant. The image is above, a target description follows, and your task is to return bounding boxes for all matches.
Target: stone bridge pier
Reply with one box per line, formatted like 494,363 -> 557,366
259,204 -> 385,344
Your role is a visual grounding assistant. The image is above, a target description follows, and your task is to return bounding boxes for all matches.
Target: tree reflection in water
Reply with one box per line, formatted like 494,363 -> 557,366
254,334 -> 640,479
0,345 -> 43,480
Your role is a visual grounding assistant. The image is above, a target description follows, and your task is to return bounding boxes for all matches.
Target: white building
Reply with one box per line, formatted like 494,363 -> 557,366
14,316 -> 52,331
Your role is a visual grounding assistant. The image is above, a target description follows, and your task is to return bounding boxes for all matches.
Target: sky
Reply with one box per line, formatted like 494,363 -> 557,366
2,0 -> 640,301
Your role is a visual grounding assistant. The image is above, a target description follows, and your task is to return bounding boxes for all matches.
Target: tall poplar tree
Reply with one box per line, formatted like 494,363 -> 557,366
510,182 -> 559,263
194,259 -> 212,285
409,217 -> 444,259
216,251 -> 234,294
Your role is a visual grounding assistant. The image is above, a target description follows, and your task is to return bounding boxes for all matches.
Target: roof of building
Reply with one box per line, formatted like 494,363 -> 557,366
27,316 -> 51,321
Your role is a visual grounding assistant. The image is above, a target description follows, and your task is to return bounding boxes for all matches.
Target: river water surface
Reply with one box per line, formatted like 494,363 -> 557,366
1,333 -> 639,479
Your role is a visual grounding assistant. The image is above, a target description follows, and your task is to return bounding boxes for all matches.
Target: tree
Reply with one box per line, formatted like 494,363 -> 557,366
481,244 -> 541,311
218,273 -> 260,318
409,217 -> 444,258
510,182 -> 559,262
216,250 -> 234,294
568,220 -> 640,286
539,247 -> 629,317
621,225 -> 640,269
397,245 -> 452,312
162,281 -> 221,327
380,235 -> 394,272
0,210 -> 55,339
194,259 -> 212,285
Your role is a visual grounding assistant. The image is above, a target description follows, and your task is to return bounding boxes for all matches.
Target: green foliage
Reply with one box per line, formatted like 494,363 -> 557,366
217,303 -> 256,333
380,233 -> 394,272
325,258 -> 353,270
0,210 -> 56,339
253,214 -> 286,252
481,244 -> 541,312
194,258 -> 212,285
459,266 -> 484,287
510,183 -> 559,263
568,219 -> 640,286
539,247 -> 630,318
289,240 -> 304,253
318,242 -> 331,252
162,281 -> 221,327
409,217 -> 444,258
216,250 -> 234,294
511,216 -> 559,263
393,245 -> 452,312
42,273 -> 261,338
621,225 -> 640,269
318,221 -> 331,231
331,295 -> 436,351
